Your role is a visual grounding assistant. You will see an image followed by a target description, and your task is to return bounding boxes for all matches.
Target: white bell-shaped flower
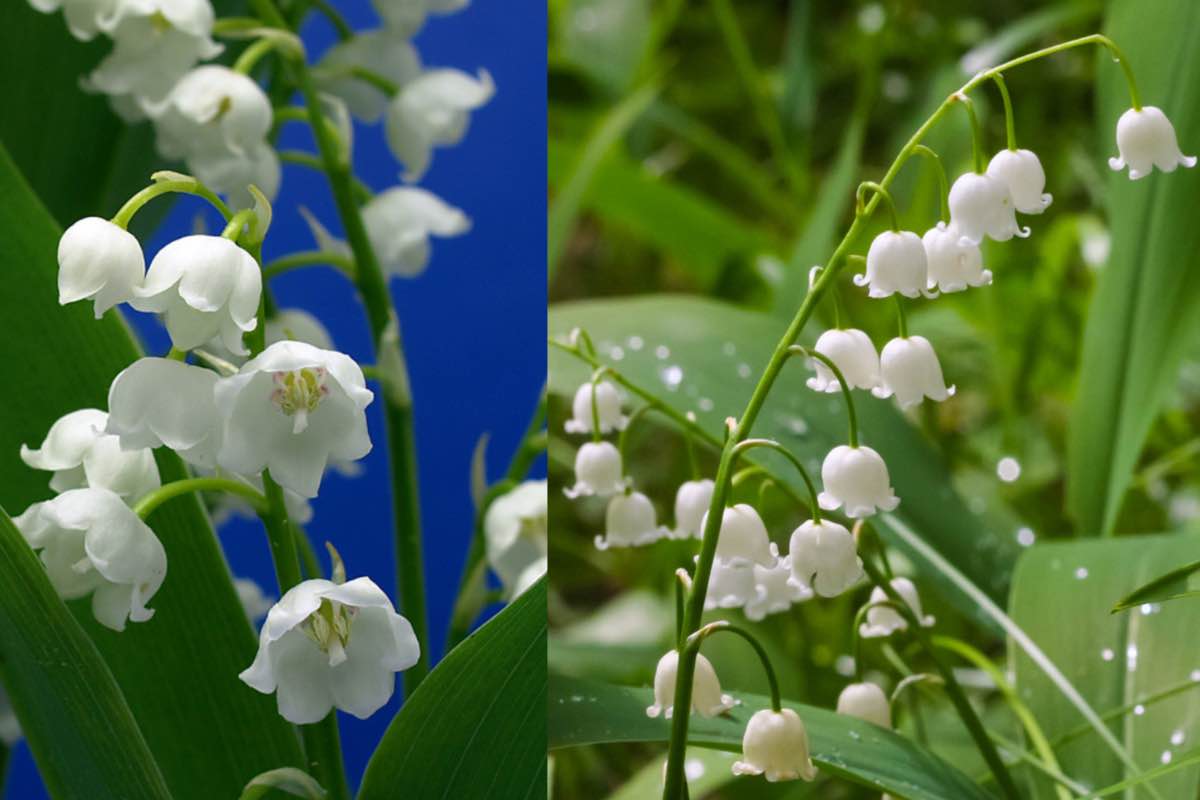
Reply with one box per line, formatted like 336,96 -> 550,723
361,187 -> 471,277
744,554 -> 811,622
268,309 -> 335,351
484,480 -> 547,598
371,0 -> 468,36
859,577 -> 935,638
986,149 -> 1052,214
703,504 -> 774,566
645,649 -> 735,719
106,358 -> 222,468
318,28 -> 421,122
704,556 -> 760,610
235,576 -> 274,623
853,230 -> 928,299
213,341 -> 374,499
239,577 -> 420,724
130,235 -> 261,356
564,380 -> 627,435
806,329 -> 880,392
948,171 -> 1029,244
671,478 -> 714,539
28,0 -> 115,40
57,217 -> 146,317
922,222 -> 991,293
836,682 -> 891,728
788,519 -> 862,598
21,408 -> 160,501
873,336 -> 955,409
732,708 -> 817,782
818,445 -> 899,518
595,490 -> 667,550
564,441 -> 624,498
84,0 -> 223,114
385,67 -> 494,182
1109,106 -> 1197,180
13,488 -> 166,631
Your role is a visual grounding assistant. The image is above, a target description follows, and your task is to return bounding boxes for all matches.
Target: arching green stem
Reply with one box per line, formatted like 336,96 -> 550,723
953,92 -> 987,174
345,66 -> 400,96
855,181 -> 900,231
685,621 -> 781,712
134,478 -> 267,519
991,74 -> 1017,152
305,0 -> 353,39
906,144 -> 950,222
111,178 -> 232,229
890,673 -> 942,717
263,250 -> 356,279
234,37 -> 277,74
787,347 -> 859,447
730,438 -> 821,522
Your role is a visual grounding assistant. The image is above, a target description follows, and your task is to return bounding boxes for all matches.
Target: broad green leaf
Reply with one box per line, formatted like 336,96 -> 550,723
358,579 -> 548,800
548,295 -> 1022,631
241,768 -> 328,800
0,143 -> 304,797
556,0 -> 650,92
1067,1 -> 1200,535
548,674 -> 994,800
1008,533 -> 1200,799
0,509 -> 171,800
1112,558 -> 1200,612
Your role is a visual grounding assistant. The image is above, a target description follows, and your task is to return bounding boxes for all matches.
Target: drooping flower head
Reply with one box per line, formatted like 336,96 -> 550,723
564,441 -> 624,498
703,504 -> 775,566
788,519 -> 862,598
385,68 -> 494,181
57,217 -> 146,318
853,230 -> 928,299
922,222 -> 991,293
130,235 -> 262,355
986,149 -> 1052,214
703,555 -> 761,611
484,480 -> 547,598
806,329 -> 880,392
732,708 -> 817,782
818,445 -> 899,518
371,0 -> 469,36
595,490 -> 667,550
362,187 -> 471,278
27,0 -> 117,40
14,488 -> 166,631
671,478 -> 715,539
744,556 -> 811,622
564,380 -> 627,435
21,408 -> 160,501
859,577 -> 935,639
239,577 -> 420,724
317,28 -> 421,122
214,341 -> 374,498
948,171 -> 1029,244
836,682 -> 892,728
1109,106 -> 1196,180
873,336 -> 955,409
645,649 -> 735,719
107,358 -> 222,468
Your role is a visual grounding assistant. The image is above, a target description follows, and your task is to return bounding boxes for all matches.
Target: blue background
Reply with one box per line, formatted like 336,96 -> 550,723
4,0 -> 546,795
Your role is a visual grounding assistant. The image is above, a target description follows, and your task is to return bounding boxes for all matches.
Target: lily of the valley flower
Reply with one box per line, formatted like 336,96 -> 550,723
214,341 -> 374,499
268,308 -> 336,351
788,519 -> 862,598
594,491 -> 667,550
107,358 -> 222,468
818,445 -> 899,518
703,556 -> 760,610
28,0 -> 115,40
948,171 -> 1029,244
873,336 -> 955,409
704,504 -> 775,566
83,0 -> 223,116
318,28 -> 421,122
14,488 -> 166,631
484,480 -> 547,598
671,478 -> 715,539
859,577 -> 935,638
564,441 -> 624,498
131,235 -> 261,355
806,329 -> 880,392
744,555 -> 811,622
732,708 -> 817,782
564,380 -> 627,435
57,217 -> 146,317
853,230 -> 928,299
1109,106 -> 1197,179
385,67 -> 494,182
239,577 -> 420,724
836,682 -> 892,728
153,66 -> 278,207
371,0 -> 469,36
922,222 -> 991,293
362,187 -> 471,277
21,408 -> 160,501
987,149 -> 1052,214
646,649 -> 735,719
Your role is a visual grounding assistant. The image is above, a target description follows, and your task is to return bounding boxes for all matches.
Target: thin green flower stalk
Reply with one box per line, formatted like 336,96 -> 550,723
133,478 -> 268,519
684,621 -> 782,713
992,74 -> 1018,152
111,174 -> 232,229
661,34 -> 1145,800
905,144 -> 950,222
